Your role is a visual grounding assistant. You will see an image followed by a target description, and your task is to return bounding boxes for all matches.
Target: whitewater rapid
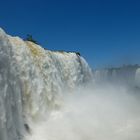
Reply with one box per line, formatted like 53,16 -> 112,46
0,28 -> 140,140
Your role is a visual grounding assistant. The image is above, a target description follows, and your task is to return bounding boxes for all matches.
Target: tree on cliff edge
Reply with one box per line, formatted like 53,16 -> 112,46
25,34 -> 38,44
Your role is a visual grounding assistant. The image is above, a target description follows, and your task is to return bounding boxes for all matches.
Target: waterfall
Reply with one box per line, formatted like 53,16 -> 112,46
94,65 -> 140,87
0,28 -> 24,140
0,28 -> 93,140
1,28 -> 140,140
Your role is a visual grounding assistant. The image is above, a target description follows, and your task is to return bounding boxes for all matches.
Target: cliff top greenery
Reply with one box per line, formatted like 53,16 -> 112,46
25,34 -> 38,44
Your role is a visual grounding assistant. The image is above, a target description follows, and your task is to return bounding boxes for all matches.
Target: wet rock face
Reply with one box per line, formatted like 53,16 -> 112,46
24,124 -> 31,134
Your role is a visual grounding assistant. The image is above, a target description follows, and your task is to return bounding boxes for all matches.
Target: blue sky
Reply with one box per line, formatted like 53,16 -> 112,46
0,0 -> 140,68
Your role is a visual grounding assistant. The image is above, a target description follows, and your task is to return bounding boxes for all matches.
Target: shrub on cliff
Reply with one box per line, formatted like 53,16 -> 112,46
25,34 -> 38,44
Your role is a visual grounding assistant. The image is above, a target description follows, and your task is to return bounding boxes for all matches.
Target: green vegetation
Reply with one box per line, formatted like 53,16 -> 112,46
76,52 -> 81,56
24,35 -> 81,56
25,34 -> 38,44
52,50 -> 81,56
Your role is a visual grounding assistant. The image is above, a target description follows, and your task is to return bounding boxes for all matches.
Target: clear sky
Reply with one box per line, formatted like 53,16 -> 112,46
0,0 -> 140,68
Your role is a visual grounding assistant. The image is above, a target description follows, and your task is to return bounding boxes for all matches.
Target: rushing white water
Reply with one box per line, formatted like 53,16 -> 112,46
8,35 -> 93,120
94,66 -> 139,87
0,28 -> 140,140
0,28 -> 93,140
